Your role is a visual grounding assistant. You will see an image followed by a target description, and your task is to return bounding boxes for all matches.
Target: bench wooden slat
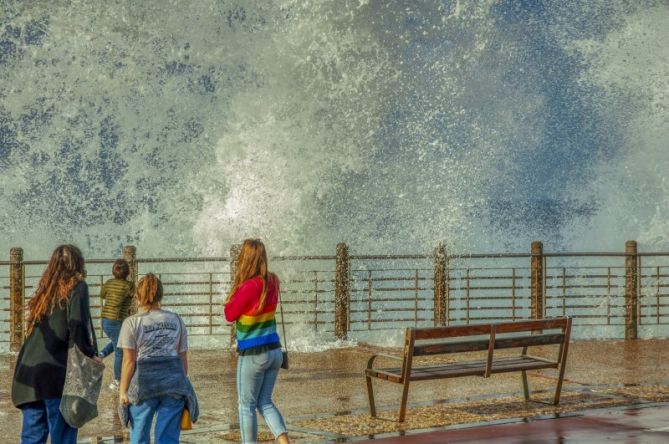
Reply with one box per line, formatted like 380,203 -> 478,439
494,318 -> 568,333
413,338 -> 490,355
412,333 -> 565,356
413,324 -> 492,340
493,333 -> 565,349
412,319 -> 567,341
489,355 -> 558,373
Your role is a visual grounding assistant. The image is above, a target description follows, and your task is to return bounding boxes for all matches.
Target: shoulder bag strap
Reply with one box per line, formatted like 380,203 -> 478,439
65,286 -> 99,354
277,277 -> 287,349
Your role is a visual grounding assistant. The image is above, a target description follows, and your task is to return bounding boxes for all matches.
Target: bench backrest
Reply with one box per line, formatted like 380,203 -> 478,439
401,317 -> 571,378
409,318 -> 570,354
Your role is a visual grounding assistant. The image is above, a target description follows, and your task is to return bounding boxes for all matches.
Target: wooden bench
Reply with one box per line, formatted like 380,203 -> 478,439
365,317 -> 572,421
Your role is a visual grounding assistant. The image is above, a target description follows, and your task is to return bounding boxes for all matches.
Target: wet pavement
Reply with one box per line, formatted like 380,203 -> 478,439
0,339 -> 668,442
352,404 -> 669,443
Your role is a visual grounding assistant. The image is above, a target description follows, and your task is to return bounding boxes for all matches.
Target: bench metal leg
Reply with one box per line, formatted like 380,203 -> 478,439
522,370 -> 530,401
554,351 -> 569,405
399,380 -> 410,422
366,376 -> 377,418
554,370 -> 565,405
554,318 -> 572,405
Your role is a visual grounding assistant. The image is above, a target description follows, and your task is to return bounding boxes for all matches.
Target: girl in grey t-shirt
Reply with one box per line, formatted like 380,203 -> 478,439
118,309 -> 187,360
118,274 -> 189,443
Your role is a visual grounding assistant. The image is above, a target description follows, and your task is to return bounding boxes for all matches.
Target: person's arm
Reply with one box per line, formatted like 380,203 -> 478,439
99,283 -> 106,307
119,348 -> 136,406
224,280 -> 260,322
68,281 -> 98,357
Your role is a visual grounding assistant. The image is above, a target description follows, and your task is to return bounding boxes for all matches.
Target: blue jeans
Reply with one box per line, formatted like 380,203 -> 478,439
129,395 -> 184,444
237,348 -> 287,443
20,398 -> 77,444
101,318 -> 123,381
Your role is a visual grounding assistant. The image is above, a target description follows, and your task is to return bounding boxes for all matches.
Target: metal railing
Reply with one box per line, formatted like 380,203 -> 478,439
3,242 -> 669,352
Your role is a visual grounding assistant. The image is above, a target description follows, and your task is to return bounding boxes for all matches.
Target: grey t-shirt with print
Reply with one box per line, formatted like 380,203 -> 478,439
117,309 -> 187,360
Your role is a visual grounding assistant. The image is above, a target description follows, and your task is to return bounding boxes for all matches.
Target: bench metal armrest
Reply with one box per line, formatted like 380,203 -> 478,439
367,353 -> 403,369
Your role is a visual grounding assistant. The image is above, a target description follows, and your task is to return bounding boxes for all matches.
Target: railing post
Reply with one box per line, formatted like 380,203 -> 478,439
335,243 -> 350,340
123,245 -> 138,287
433,243 -> 448,326
625,240 -> 638,340
531,241 -> 544,320
10,247 -> 24,352
229,244 -> 241,346
123,245 -> 138,315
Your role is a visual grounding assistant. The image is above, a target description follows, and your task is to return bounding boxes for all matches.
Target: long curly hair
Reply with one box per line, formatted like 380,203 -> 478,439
225,239 -> 275,314
26,244 -> 86,336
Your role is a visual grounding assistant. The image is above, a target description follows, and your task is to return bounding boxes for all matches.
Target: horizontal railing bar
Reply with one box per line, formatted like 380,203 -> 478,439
281,289 -> 335,295
449,285 -> 529,291
447,275 -> 531,281
543,253 -> 630,257
546,284 -> 623,290
8,252 -> 669,266
546,274 -> 625,279
140,272 -> 231,277
353,298 -> 432,304
359,287 -> 432,293
350,318 -> 432,324
545,294 -> 624,299
272,255 -> 336,260
161,282 -> 228,286
282,280 -> 336,285
352,269 -> 432,273
351,276 -> 432,282
139,257 -> 229,263
22,259 -> 114,265
350,254 -> 431,260
450,296 -> 530,301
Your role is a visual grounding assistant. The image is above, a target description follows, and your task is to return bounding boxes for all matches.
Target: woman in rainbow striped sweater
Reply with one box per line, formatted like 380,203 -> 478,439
224,239 -> 290,444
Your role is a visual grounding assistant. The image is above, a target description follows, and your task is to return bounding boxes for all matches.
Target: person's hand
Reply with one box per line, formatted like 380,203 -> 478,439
93,356 -> 104,365
119,392 -> 129,406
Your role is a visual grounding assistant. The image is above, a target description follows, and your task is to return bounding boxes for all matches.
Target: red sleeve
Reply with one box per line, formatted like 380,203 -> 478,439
224,279 -> 261,322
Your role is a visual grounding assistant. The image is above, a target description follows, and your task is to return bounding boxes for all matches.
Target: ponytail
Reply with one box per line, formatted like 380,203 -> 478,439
136,273 -> 163,307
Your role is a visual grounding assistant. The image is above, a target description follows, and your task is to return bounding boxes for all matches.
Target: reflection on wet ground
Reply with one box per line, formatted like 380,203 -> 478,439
352,404 -> 669,443
0,340 -> 668,442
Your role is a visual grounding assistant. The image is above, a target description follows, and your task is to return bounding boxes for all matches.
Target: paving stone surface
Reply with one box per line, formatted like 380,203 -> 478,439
1,339 -> 668,442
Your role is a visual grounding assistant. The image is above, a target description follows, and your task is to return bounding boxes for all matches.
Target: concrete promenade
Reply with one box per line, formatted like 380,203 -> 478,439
1,339 -> 668,442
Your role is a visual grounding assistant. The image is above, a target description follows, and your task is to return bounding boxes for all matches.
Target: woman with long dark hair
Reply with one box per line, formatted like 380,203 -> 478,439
12,244 -> 99,444
225,239 -> 289,444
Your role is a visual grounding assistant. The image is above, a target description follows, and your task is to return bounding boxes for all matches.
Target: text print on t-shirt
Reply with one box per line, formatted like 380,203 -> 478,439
142,320 -> 180,356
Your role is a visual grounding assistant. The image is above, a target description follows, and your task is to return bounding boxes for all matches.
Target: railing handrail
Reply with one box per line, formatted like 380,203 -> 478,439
7,251 -> 669,266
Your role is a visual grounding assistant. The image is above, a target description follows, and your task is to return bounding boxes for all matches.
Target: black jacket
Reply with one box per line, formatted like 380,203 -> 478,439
12,280 -> 97,407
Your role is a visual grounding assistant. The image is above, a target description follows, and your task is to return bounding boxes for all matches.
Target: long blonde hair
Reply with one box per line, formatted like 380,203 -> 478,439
226,239 -> 273,314
26,245 -> 86,336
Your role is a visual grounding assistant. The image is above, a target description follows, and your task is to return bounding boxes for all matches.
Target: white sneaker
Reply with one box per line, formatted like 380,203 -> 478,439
109,379 -> 119,390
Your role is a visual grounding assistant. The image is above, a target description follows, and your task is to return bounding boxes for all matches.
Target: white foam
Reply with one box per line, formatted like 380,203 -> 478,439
565,5 -> 669,251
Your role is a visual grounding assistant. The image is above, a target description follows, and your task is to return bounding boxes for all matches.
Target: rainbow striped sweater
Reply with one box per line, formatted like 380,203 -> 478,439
224,275 -> 280,352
